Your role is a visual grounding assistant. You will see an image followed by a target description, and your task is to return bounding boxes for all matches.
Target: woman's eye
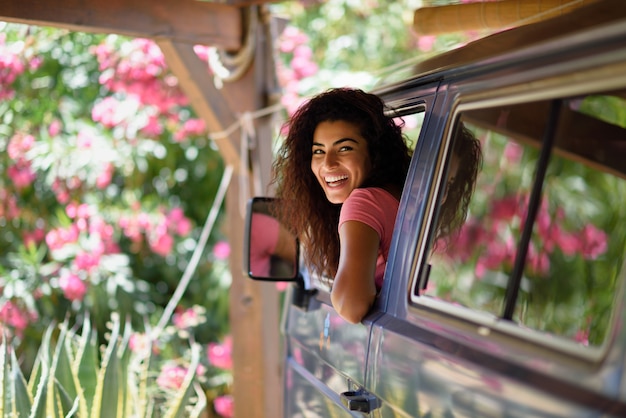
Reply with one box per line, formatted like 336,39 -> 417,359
312,149 -> 324,155
339,146 -> 352,152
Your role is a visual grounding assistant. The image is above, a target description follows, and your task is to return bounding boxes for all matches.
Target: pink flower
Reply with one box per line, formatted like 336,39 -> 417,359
48,119 -> 62,137
207,336 -> 233,370
96,163 -> 114,189
7,164 -> 36,190
59,273 -> 88,301
553,229 -> 580,256
166,207 -> 192,236
156,364 -> 187,390
74,251 -> 101,272
417,35 -> 436,52
129,333 -> 159,354
580,224 -> 608,259
490,196 -> 519,221
172,306 -> 205,329
7,134 -> 35,161
214,395 -> 234,418
213,241 -> 230,260
23,227 -> 45,248
0,301 -> 35,336
193,44 -> 211,62
275,282 -> 289,292
150,231 -> 174,256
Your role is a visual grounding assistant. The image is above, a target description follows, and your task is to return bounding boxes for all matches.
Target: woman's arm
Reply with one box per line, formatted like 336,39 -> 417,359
330,220 -> 379,324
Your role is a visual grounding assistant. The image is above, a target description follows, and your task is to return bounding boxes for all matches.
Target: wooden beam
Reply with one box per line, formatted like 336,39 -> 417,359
463,100 -> 626,180
158,40 -> 242,168
415,0 -> 624,74
0,0 -> 242,50
413,0 -> 599,35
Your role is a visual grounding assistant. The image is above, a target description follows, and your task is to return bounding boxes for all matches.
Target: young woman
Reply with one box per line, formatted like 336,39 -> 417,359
271,88 -> 412,323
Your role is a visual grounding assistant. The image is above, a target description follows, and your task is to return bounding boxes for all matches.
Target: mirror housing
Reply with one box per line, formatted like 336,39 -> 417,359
243,197 -> 299,282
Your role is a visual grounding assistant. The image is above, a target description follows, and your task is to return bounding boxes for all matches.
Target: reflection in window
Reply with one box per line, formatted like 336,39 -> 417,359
423,92 -> 626,348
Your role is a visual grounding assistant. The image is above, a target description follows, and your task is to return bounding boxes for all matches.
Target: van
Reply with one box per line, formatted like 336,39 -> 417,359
245,1 -> 626,416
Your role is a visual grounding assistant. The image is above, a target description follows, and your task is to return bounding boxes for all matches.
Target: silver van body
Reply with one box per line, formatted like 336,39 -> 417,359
246,2 -> 626,416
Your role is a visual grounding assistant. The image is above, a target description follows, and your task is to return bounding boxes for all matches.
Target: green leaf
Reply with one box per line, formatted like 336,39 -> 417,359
53,323 -> 79,406
0,338 -> 7,418
90,315 -> 121,418
10,349 -> 33,415
73,319 -> 98,415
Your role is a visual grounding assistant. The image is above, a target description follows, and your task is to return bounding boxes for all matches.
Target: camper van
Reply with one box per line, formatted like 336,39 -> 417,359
245,1 -> 626,416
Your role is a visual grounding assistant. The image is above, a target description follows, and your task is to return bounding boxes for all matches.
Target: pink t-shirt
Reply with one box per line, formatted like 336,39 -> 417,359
338,187 -> 400,290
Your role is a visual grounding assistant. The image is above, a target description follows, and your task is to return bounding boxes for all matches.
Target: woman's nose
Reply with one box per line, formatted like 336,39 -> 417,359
323,152 -> 338,168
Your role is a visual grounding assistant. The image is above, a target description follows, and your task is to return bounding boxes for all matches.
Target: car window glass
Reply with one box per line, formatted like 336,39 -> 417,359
420,90 -> 626,348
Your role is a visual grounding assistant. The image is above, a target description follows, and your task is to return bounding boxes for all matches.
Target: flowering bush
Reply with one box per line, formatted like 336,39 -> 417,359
0,24 -> 236,414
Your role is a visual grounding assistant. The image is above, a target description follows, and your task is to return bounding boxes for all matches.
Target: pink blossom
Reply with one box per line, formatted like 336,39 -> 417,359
173,306 -> 205,329
74,251 -> 101,272
193,44 -> 211,62
207,336 -> 233,370
213,241 -> 231,260
59,273 -> 88,301
150,231 -> 174,256
156,364 -> 187,390
23,227 -> 45,248
503,142 -> 523,163
417,35 -> 436,52
0,189 -> 20,220
166,208 -> 192,236
182,118 -> 206,135
490,196 -> 519,221
580,224 -> 608,259
7,164 -> 36,190
553,229 -> 580,256
574,329 -> 589,346
275,282 -> 289,292
96,163 -> 114,189
0,301 -> 35,336
214,395 -> 234,418
76,131 -> 94,148
45,224 -> 80,250
48,119 -> 62,137
141,114 -> 163,136
7,134 -> 35,161
129,333 -> 158,354
91,96 -> 127,128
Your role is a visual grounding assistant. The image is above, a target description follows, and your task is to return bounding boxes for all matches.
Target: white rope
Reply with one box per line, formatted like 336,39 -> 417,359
151,164 -> 234,340
207,102 -> 284,141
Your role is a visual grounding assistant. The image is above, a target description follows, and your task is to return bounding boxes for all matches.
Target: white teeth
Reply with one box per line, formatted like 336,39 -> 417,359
325,175 -> 348,183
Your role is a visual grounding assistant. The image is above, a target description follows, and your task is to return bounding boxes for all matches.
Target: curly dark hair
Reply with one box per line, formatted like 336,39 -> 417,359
435,123 -> 483,244
271,88 -> 412,281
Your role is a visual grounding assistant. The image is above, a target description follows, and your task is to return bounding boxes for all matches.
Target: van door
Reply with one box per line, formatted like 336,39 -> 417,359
369,60 -> 626,416
281,85 -> 438,417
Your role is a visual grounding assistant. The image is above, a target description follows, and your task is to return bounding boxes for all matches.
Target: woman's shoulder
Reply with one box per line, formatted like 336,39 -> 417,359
349,187 -> 400,203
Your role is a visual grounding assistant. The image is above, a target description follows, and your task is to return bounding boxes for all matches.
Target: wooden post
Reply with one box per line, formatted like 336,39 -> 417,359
163,7 -> 283,418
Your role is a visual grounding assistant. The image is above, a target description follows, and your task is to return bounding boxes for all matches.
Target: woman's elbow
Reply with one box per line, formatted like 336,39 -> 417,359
330,291 -> 373,324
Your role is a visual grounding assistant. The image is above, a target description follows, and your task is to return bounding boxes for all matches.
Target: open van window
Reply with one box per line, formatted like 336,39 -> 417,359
416,88 -> 626,350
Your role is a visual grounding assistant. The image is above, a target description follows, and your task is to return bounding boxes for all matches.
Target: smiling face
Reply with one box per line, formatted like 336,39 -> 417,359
311,120 -> 372,204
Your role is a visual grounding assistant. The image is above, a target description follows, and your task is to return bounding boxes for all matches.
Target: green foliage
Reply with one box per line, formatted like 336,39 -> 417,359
0,316 -> 205,417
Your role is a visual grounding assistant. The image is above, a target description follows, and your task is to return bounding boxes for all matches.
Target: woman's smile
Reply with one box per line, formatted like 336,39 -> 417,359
311,120 -> 371,204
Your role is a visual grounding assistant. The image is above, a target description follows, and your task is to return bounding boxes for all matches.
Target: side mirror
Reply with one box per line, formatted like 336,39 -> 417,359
243,197 -> 299,281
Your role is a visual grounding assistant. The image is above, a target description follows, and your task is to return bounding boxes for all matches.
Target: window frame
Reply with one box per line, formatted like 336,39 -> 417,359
407,67 -> 626,362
